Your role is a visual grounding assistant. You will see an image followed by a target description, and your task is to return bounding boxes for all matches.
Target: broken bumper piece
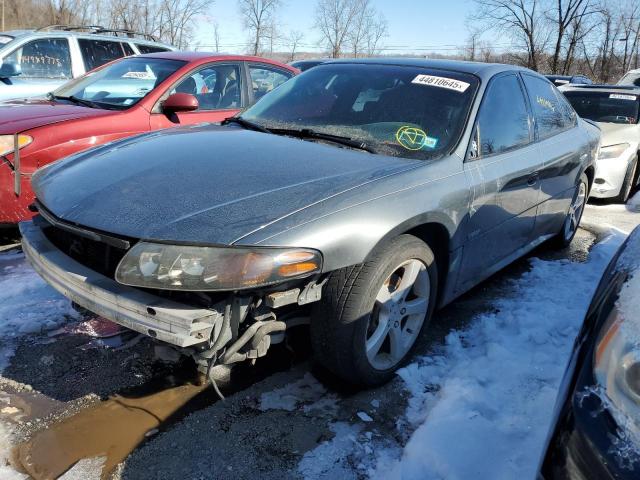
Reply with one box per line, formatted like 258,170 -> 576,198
20,221 -> 222,348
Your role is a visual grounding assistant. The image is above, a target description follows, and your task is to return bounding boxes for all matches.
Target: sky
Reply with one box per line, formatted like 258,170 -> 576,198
192,0 -> 504,56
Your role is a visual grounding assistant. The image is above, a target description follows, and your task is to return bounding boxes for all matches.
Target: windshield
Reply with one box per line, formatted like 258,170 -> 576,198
564,91 -> 640,124
53,57 -> 186,110
618,72 -> 640,87
241,64 -> 479,159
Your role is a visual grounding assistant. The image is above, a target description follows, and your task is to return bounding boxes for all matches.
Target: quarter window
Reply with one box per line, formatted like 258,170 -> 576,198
249,66 -> 292,101
79,39 -> 129,71
136,44 -> 170,54
3,38 -> 72,78
476,74 -> 531,157
522,75 -> 566,139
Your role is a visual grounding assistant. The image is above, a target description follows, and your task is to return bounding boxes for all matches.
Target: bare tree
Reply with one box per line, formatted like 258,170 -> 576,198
213,20 -> 221,52
470,0 -> 548,70
315,0 -> 360,58
547,0 -> 596,73
363,13 -> 387,56
287,29 -> 304,61
238,0 -> 281,55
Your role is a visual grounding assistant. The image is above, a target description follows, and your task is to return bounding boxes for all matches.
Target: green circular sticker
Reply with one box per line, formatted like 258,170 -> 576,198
396,126 -> 428,151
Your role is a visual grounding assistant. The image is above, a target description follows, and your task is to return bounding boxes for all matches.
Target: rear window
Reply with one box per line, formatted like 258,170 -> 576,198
79,39 -> 129,71
136,44 -> 170,54
563,91 -> 640,124
242,64 -> 479,160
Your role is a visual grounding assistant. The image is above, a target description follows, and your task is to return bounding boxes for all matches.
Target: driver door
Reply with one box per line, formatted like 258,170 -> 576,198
149,62 -> 244,129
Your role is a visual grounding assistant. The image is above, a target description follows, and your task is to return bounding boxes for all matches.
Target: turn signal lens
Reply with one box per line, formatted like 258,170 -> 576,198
0,134 -> 33,157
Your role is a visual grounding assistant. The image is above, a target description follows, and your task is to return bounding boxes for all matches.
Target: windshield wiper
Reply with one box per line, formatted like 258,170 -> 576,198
222,116 -> 271,133
270,128 -> 375,153
48,93 -> 103,109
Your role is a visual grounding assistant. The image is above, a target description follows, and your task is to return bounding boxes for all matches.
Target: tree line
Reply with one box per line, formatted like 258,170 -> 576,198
468,0 -> 640,82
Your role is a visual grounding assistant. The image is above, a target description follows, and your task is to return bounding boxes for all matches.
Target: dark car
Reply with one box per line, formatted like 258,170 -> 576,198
21,59 -> 599,387
540,226 -> 640,479
288,58 -> 329,71
546,74 -> 593,87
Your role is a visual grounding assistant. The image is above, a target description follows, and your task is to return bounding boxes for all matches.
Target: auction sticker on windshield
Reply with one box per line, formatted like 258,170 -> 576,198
412,75 -> 470,93
610,93 -> 637,101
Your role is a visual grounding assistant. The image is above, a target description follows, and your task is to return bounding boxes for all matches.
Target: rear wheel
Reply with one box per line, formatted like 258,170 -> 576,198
310,235 -> 438,386
550,173 -> 588,248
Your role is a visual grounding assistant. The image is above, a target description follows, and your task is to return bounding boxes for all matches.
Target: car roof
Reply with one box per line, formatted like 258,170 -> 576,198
561,84 -> 640,94
314,57 -> 536,80
141,50 -> 297,67
0,29 -> 171,47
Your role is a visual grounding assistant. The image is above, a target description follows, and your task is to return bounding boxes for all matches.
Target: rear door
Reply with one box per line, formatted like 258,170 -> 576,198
521,74 -> 584,237
149,62 -> 244,129
458,72 -> 541,290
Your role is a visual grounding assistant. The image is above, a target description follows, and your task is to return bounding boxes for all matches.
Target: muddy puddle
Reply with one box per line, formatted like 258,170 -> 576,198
10,335 -> 307,479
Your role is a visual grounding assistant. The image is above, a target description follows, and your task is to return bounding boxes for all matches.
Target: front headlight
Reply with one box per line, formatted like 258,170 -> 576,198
598,143 -> 630,160
0,134 -> 33,157
594,271 -> 640,434
115,242 -> 322,291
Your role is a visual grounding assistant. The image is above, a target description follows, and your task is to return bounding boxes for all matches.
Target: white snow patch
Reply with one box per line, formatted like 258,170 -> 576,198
0,423 -> 27,480
298,230 -> 627,480
357,412 -> 373,423
58,457 -> 106,480
298,422 -> 363,479
259,373 -> 333,412
371,230 -> 626,480
0,251 -> 79,372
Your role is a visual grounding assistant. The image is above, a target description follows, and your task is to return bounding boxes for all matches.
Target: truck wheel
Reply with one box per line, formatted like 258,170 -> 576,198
310,234 -> 438,386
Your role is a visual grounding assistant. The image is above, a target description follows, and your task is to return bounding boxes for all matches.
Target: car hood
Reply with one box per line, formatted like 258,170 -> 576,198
33,125 -> 421,245
596,122 -> 640,147
0,98 -> 113,134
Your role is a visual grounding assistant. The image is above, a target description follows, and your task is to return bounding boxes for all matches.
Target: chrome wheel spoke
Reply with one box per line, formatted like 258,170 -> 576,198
366,320 -> 389,361
388,326 -> 404,361
395,260 -> 422,300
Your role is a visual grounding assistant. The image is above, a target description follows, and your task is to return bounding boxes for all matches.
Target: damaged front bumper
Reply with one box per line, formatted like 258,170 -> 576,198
20,220 -> 225,348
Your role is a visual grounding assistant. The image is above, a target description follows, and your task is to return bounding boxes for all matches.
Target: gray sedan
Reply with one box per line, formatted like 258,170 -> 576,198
21,59 -> 599,386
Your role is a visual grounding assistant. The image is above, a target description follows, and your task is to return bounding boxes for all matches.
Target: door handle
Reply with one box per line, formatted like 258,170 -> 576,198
527,172 -> 539,186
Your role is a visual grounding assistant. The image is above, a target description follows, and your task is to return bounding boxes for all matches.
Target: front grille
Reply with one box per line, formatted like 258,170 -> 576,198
43,226 -> 129,278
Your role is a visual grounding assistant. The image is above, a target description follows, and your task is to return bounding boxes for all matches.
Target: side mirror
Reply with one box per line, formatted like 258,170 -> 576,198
0,62 -> 21,79
162,93 -> 198,113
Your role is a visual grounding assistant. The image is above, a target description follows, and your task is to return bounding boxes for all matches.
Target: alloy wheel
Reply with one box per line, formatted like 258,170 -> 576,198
564,180 -> 587,242
366,259 -> 430,370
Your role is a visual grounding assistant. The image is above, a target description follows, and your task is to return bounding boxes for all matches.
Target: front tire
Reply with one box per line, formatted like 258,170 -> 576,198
310,235 -> 438,386
613,156 -> 638,204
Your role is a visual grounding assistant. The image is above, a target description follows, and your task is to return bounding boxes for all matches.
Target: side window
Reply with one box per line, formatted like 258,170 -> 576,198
3,38 -> 71,79
475,74 -> 531,157
170,64 -> 242,111
136,44 -> 170,54
249,65 -> 292,101
122,43 -> 135,56
79,39 -> 127,71
553,88 -> 577,129
522,75 -> 566,139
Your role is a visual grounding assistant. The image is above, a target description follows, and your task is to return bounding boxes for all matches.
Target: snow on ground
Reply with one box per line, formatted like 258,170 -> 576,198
299,229 -> 628,480
0,251 -> 79,373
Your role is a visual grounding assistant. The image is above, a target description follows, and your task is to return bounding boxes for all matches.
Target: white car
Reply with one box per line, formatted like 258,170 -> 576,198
618,68 -> 640,87
562,85 -> 640,202
0,25 -> 174,101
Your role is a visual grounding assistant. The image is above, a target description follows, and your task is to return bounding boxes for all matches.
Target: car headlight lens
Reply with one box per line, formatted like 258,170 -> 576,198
115,242 -> 322,291
0,134 -> 33,157
594,272 -> 640,434
598,143 -> 630,160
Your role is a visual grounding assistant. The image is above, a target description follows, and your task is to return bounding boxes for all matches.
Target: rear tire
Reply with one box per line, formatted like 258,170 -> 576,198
613,156 -> 638,204
310,235 -> 438,386
550,173 -> 589,249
